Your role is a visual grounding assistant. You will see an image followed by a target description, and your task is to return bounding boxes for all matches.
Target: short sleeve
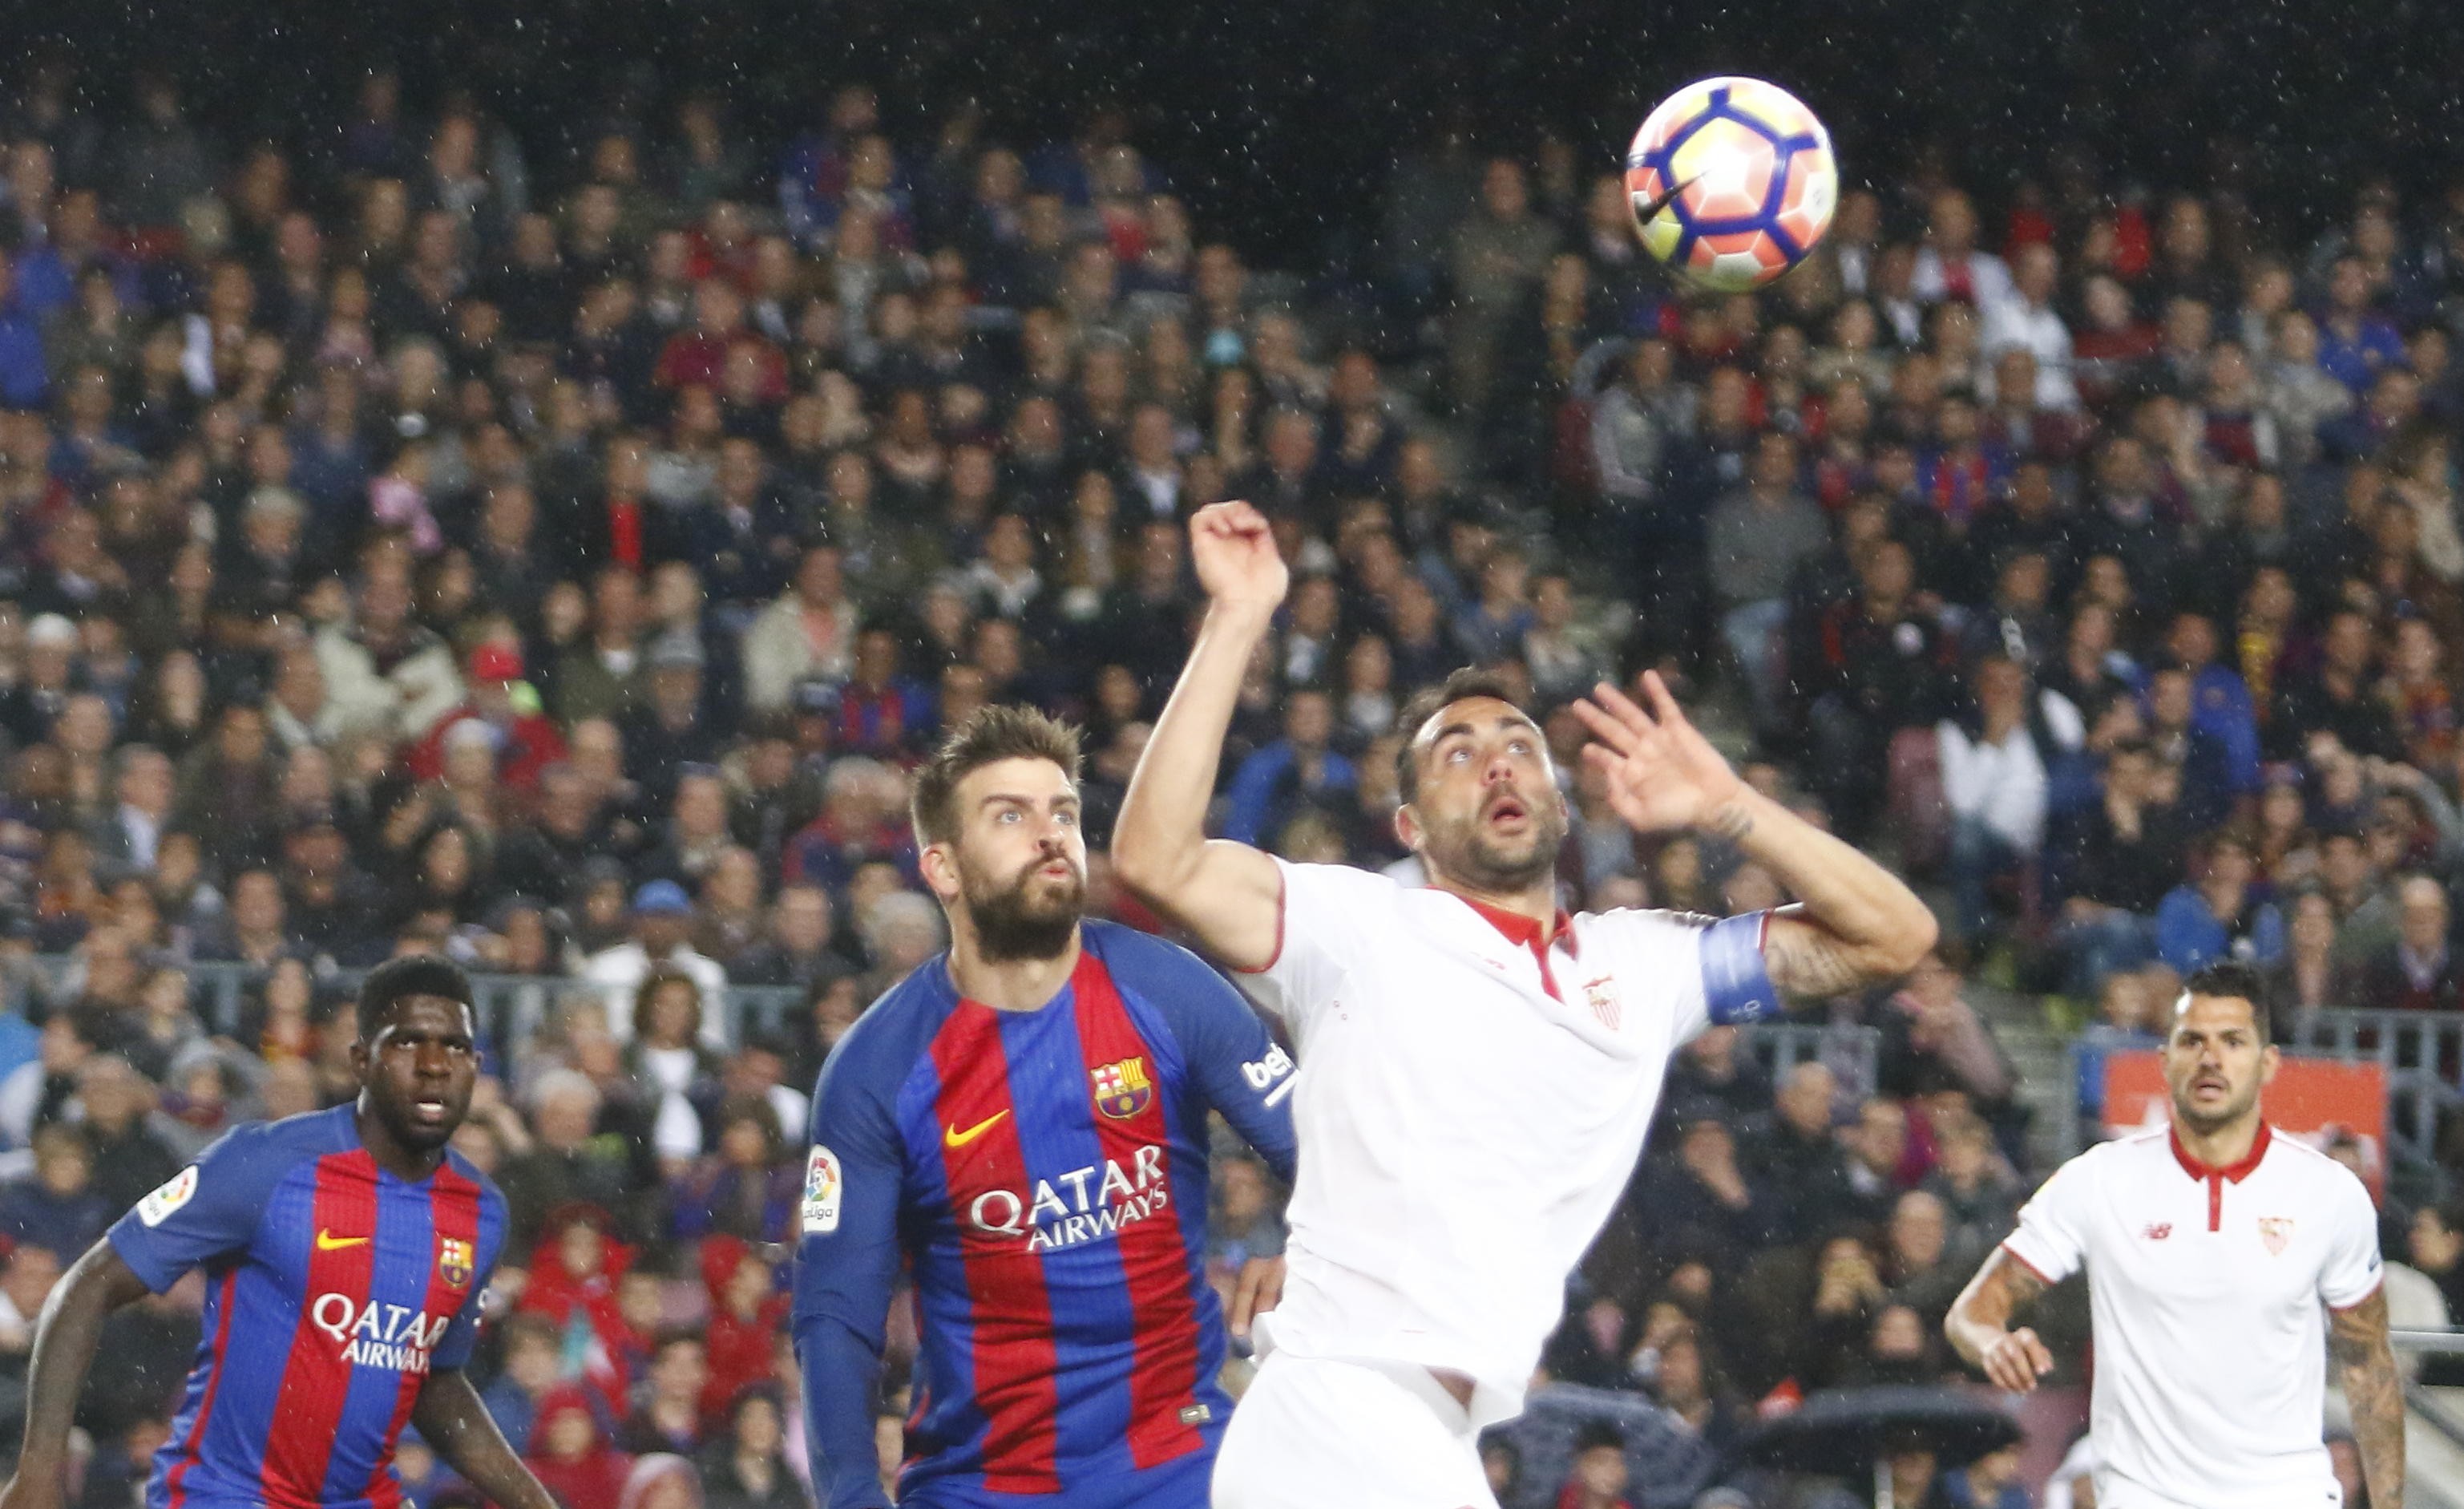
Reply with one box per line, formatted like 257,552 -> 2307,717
2001,1155 -> 2094,1287
1232,860 -> 1400,1035
2318,1168 -> 2385,1311
106,1125 -> 289,1293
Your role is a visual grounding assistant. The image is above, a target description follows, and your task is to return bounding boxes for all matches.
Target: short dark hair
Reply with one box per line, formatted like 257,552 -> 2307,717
911,704 -> 1083,848
1392,666 -> 1533,806
2179,960 -> 2270,1040
357,953 -> 475,1042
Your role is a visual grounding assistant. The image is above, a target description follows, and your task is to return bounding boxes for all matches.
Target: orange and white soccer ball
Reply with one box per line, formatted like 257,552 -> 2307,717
1625,76 -> 1837,293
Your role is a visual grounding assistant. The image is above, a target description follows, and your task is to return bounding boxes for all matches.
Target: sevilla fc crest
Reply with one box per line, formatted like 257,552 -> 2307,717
438,1236 -> 475,1289
1092,1056 -> 1153,1120
1582,977 -> 1621,1031
2257,1216 -> 2294,1256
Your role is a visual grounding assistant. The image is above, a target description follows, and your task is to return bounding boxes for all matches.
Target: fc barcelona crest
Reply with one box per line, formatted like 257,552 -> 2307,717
1092,1056 -> 1153,1120
438,1236 -> 475,1289
2257,1216 -> 2294,1256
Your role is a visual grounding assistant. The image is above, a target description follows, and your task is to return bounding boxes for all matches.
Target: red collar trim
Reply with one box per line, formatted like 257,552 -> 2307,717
1455,894 -> 1579,959
2170,1120 -> 2272,1183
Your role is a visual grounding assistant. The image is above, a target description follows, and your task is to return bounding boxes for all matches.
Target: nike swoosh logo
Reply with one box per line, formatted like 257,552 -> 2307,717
1633,175 -> 1698,225
944,1111 -> 1010,1149
316,1229 -> 371,1251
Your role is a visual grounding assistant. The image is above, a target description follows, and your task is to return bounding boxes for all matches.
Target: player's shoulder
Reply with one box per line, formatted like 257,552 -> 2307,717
215,1103 -> 357,1171
812,956 -> 959,1104
2038,1127 -> 2167,1189
439,1146 -> 511,1215
1574,904 -> 1722,941
1081,918 -> 1227,994
2084,1125 -> 2172,1168
2264,1127 -> 2375,1204
1279,856 -> 1405,908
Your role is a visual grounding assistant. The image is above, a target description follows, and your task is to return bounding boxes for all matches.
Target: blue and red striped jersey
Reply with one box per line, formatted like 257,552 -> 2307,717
793,920 -> 1298,1509
106,1104 -> 510,1509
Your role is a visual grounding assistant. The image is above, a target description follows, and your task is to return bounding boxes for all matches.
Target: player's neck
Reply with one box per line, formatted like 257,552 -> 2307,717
1427,873 -> 1559,933
2171,1106 -> 2265,1171
353,1097 -> 449,1183
948,927 -> 1083,1012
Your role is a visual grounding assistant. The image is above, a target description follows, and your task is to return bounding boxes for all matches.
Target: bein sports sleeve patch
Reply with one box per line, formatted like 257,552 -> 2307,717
136,1165 -> 200,1227
802,1146 -> 842,1236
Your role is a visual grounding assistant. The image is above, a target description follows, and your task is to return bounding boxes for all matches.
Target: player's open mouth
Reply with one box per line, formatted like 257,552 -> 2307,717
1485,795 -> 1529,829
411,1098 -> 450,1122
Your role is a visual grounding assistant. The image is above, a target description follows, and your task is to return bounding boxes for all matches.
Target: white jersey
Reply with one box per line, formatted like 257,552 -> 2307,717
2003,1123 -> 2384,1509
1233,859 -> 1779,1429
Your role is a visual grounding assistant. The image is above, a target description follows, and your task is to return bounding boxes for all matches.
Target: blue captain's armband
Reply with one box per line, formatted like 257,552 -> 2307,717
1703,911 -> 1781,1025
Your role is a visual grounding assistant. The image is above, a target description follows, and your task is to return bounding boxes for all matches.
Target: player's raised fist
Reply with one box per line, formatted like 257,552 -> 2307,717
1190,500 -> 1288,614
1980,1325 -> 2055,1394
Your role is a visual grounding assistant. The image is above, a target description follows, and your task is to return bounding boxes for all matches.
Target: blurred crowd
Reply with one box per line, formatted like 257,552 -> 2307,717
0,51 -> 2448,1509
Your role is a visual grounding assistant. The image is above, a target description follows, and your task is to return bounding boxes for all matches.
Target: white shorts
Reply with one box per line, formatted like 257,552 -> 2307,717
1212,1351 -> 1500,1509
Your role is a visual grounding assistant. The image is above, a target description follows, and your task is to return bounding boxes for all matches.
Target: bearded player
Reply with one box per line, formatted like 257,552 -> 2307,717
0,956 -> 543,1509
794,706 -> 1298,1508
1948,961 -> 2404,1509
1112,500 -> 1937,1507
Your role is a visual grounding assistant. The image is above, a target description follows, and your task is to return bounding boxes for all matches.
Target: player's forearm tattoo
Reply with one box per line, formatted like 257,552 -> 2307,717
2329,1289 -> 2406,1509
1766,933 -> 1869,1002
1986,1255 -> 2047,1313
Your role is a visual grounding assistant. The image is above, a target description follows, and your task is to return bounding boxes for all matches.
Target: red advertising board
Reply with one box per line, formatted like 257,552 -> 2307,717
2099,1053 -> 2388,1198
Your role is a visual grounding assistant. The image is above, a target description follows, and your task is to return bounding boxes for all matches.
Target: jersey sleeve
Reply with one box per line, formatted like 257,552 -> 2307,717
1102,928 -> 1298,1185
1585,907 -> 1783,1045
430,1181 -> 511,1372
106,1123 -> 288,1293
2318,1167 -> 2385,1310
791,1034 -> 907,1509
1232,859 -> 1398,1034
2001,1154 -> 2094,1287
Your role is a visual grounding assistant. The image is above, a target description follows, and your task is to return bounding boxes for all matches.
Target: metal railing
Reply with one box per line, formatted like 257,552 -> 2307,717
0,954 -> 807,1054
0,953 -> 1882,1098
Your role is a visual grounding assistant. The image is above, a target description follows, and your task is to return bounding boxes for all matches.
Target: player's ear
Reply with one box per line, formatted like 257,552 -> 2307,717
919,841 -> 961,904
1394,802 -> 1421,853
2260,1042 -> 2280,1085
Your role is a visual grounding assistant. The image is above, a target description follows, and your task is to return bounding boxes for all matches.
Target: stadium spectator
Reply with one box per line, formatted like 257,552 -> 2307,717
0,1123 -> 109,1262
620,1333 -> 713,1458
697,1386 -> 803,1509
527,1383 -> 637,1509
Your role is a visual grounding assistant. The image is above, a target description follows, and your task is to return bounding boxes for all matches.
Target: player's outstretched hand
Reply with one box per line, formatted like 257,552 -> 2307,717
1979,1325 -> 2055,1394
1570,673 -> 1747,835
1190,501 -> 1288,615
1227,1255 -> 1285,1342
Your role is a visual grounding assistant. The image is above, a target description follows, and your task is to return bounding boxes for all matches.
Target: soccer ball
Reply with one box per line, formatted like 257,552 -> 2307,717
1625,77 -> 1837,293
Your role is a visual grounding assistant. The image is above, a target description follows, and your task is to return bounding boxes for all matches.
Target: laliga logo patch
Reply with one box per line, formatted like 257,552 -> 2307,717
1091,1056 -> 1153,1120
437,1236 -> 475,1289
2258,1216 -> 2294,1256
802,1145 -> 842,1235
137,1166 -> 199,1228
